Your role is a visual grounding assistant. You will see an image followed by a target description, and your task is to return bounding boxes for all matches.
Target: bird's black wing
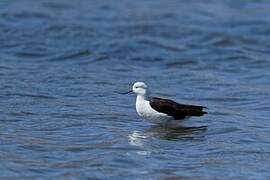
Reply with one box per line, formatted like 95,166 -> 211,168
150,97 -> 207,120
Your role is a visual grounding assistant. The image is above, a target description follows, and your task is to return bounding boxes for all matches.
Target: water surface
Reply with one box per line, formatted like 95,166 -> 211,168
0,0 -> 270,179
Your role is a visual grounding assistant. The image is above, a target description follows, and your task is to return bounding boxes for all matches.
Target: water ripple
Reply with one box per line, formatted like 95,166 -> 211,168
0,0 -> 270,179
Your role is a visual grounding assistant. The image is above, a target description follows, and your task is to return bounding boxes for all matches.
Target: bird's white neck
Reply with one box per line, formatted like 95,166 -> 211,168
136,91 -> 149,101
136,94 -> 147,103
136,94 -> 149,117
136,94 -> 149,107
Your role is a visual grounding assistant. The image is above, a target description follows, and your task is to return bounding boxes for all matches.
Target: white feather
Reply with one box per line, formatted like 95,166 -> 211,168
136,95 -> 173,124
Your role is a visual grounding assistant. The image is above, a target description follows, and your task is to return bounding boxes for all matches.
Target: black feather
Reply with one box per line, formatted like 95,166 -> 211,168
150,97 -> 207,120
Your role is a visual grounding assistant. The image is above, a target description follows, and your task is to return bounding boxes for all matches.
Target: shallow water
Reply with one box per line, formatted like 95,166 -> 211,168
0,0 -> 270,179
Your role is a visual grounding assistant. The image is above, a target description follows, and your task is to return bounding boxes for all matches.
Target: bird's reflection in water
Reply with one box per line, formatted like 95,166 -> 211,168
143,124 -> 208,141
128,130 -> 148,147
128,124 -> 207,147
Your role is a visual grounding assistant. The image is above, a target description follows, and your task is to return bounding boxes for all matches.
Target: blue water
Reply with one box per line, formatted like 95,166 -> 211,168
0,0 -> 270,179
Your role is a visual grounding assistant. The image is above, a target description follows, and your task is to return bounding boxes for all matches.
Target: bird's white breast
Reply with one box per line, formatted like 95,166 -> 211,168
136,95 -> 172,124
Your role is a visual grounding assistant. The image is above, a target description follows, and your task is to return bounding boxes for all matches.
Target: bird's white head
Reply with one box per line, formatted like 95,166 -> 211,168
132,82 -> 148,96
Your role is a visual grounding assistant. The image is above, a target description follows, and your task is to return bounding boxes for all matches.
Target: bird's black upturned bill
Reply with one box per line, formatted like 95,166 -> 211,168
150,97 -> 207,120
118,90 -> 132,94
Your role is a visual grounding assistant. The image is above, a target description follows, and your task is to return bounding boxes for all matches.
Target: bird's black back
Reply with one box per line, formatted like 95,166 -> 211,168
149,97 -> 207,120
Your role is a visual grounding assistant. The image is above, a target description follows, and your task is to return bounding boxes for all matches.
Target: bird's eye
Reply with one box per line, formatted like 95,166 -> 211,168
135,87 -> 138,88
